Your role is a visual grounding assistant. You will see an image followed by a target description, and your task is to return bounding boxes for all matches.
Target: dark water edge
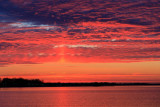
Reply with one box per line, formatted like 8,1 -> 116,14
0,78 -> 160,88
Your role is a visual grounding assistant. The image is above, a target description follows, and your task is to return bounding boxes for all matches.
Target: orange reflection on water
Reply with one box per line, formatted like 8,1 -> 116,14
53,87 -> 69,107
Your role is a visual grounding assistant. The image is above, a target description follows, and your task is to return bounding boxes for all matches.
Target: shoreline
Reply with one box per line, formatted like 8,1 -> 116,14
1,83 -> 160,88
1,78 -> 160,88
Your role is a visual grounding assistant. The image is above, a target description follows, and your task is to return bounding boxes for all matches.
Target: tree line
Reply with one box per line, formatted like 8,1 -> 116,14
0,78 -> 159,87
0,78 -> 43,87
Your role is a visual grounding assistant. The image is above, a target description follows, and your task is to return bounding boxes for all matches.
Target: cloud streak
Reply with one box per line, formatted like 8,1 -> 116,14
0,0 -> 160,65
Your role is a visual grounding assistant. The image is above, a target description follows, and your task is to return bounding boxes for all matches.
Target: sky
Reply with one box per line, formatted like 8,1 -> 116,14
0,0 -> 160,83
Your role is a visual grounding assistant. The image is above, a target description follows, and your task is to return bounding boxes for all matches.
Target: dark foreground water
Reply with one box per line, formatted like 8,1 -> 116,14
0,86 -> 160,107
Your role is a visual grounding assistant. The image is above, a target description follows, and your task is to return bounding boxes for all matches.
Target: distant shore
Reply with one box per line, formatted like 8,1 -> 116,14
0,78 -> 160,88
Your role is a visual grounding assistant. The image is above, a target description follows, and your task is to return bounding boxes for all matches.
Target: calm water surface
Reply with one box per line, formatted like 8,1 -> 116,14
0,86 -> 160,107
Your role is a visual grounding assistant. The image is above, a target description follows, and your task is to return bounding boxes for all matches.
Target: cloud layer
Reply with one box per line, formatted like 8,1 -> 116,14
0,0 -> 160,65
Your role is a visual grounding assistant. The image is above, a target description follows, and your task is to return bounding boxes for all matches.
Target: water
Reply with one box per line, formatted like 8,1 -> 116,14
0,86 -> 160,107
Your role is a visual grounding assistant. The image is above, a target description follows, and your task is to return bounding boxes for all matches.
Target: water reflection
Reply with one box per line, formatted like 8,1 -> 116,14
0,86 -> 160,107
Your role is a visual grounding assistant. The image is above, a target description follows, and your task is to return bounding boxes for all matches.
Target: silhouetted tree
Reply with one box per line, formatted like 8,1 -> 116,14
0,78 -> 44,87
0,78 -> 159,87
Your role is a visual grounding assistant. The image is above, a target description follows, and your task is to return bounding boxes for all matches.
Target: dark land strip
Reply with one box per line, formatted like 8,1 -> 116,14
0,78 -> 160,87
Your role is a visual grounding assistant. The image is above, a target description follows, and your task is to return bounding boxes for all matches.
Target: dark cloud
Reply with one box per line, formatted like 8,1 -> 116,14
124,55 -> 160,59
0,42 -> 20,50
0,0 -> 160,65
0,0 -> 159,25
117,18 -> 153,25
